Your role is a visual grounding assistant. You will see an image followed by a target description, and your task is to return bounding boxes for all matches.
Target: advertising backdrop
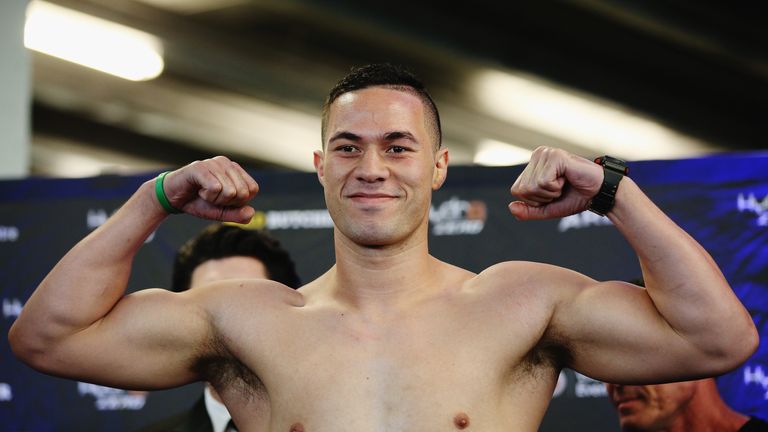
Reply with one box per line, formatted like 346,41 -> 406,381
1,152 -> 766,431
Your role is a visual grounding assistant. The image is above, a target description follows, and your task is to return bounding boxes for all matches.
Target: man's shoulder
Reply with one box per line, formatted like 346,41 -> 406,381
194,278 -> 304,306
190,278 -> 305,331
474,261 -> 580,287
466,261 -> 592,303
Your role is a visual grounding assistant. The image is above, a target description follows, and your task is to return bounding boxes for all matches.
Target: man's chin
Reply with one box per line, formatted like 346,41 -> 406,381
342,225 -> 404,247
619,417 -> 652,432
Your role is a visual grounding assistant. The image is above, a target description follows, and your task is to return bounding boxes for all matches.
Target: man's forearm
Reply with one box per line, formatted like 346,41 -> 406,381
9,180 -> 168,358
609,177 -> 756,360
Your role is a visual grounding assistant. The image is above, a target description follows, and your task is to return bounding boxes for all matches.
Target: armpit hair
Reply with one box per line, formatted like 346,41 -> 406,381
521,327 -> 573,374
193,325 -> 267,402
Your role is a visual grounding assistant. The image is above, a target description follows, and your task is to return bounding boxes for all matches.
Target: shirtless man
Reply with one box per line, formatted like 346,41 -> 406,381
9,64 -> 758,431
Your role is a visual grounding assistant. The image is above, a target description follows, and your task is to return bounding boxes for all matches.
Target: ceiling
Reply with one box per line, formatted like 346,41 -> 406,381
29,0 -> 768,177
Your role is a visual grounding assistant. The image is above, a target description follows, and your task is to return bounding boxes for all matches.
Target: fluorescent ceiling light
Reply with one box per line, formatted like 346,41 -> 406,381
474,139 -> 532,166
134,0 -> 251,14
472,69 -> 711,159
25,1 -> 164,81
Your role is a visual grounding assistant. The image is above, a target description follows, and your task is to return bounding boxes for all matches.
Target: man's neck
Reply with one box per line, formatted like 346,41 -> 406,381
664,382 -> 749,432
327,229 -> 444,313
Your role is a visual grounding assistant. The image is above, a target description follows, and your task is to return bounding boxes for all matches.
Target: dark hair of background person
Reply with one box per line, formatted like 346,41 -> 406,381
320,63 -> 442,150
172,224 -> 301,292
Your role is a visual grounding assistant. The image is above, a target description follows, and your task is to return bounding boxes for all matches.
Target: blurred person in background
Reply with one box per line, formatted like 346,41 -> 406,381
606,379 -> 768,432
139,224 -> 300,432
605,278 -> 767,432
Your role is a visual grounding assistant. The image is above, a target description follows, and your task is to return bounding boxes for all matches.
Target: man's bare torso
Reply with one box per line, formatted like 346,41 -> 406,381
201,261 -> 565,432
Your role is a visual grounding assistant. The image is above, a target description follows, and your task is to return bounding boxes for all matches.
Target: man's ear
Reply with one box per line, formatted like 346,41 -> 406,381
432,147 -> 449,190
314,150 -> 325,187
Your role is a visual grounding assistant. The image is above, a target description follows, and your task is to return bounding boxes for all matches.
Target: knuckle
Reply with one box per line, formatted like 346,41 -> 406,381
536,178 -> 554,189
221,187 -> 237,199
208,181 -> 223,194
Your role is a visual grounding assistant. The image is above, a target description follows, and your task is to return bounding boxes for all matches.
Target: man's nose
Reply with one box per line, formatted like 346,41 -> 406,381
355,150 -> 389,182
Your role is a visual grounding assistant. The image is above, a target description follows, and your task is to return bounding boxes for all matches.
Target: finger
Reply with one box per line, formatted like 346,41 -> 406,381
220,162 -> 249,206
210,157 -> 244,205
186,200 -> 256,224
508,201 -> 551,221
230,160 -> 259,195
511,161 -> 563,198
216,205 -> 256,224
525,195 -> 555,205
227,161 -> 259,205
535,175 -> 566,193
195,161 -> 236,206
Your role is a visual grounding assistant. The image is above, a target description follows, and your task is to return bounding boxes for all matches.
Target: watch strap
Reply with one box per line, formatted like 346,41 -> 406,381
588,156 -> 628,216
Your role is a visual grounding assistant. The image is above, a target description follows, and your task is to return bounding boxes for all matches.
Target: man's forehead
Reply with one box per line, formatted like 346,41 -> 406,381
332,86 -> 423,109
190,256 -> 268,287
328,87 -> 425,126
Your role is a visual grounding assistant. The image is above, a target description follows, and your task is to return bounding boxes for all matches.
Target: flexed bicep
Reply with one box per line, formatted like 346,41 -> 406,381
17,288 -> 213,390
551,279 -> 714,385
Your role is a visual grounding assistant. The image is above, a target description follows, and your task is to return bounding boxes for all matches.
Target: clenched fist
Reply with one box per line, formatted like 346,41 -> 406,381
509,147 -> 604,220
159,156 -> 259,223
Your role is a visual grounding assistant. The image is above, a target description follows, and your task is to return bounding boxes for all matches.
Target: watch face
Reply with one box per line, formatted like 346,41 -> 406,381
602,156 -> 629,175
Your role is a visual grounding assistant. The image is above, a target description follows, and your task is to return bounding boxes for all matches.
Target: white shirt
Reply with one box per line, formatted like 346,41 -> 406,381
204,385 -> 234,432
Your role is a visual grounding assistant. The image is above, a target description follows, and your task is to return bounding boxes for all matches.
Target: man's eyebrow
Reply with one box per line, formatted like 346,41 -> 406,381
328,131 -> 361,143
384,131 -> 417,143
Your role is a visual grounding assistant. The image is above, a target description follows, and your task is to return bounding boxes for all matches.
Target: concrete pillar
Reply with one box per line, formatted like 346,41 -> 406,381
0,1 -> 30,178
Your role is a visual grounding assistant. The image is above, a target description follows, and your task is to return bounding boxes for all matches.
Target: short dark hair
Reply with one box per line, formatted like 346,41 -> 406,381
321,63 -> 442,150
172,224 -> 301,292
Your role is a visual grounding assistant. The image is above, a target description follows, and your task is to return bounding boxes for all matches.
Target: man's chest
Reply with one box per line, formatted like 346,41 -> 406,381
222,304 -> 557,429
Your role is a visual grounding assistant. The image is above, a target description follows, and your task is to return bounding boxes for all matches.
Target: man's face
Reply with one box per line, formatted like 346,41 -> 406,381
190,256 -> 269,289
314,87 -> 448,247
605,382 -> 697,431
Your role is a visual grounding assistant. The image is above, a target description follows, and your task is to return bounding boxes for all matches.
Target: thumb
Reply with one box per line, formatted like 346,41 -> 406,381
186,200 -> 256,224
222,206 -> 256,224
508,201 -> 550,221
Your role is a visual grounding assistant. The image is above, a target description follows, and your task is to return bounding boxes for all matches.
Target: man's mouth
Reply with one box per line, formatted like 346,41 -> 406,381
614,396 -> 643,413
347,193 -> 397,203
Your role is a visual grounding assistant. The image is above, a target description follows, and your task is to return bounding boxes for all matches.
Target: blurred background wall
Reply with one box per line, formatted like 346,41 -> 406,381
1,0 -> 766,179
0,1 -> 30,178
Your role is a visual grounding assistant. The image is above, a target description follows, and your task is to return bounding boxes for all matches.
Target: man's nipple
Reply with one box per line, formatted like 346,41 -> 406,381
454,412 -> 470,429
289,423 -> 304,432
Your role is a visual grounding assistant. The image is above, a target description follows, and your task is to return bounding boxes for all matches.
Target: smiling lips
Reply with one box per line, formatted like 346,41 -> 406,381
346,192 -> 398,203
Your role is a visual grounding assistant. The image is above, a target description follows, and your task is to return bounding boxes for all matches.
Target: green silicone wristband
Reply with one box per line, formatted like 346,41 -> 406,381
154,171 -> 182,214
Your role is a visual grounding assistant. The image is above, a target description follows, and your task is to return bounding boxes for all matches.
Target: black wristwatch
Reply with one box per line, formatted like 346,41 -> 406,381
588,155 -> 629,216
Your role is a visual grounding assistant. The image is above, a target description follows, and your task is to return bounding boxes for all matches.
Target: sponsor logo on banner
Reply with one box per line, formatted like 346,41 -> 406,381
3,298 -> 23,319
558,211 -> 613,232
233,197 -> 487,235
0,226 -> 20,242
77,382 -> 148,411
87,209 -> 110,229
241,210 -> 334,230
0,383 -> 11,402
743,364 -> 768,399
737,193 -> 768,226
429,197 -> 487,236
87,209 -> 155,242
574,372 -> 607,398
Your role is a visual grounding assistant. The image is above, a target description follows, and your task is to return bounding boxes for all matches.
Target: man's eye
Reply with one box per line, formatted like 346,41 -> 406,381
388,146 -> 407,153
338,145 -> 357,152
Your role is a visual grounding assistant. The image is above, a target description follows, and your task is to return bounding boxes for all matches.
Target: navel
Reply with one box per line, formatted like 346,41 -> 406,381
453,412 -> 470,429
289,423 -> 305,432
